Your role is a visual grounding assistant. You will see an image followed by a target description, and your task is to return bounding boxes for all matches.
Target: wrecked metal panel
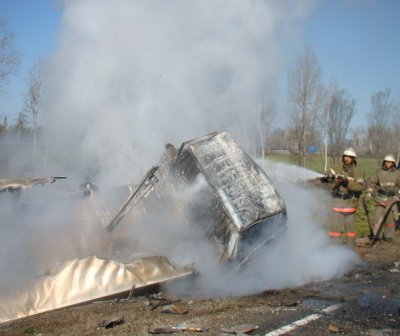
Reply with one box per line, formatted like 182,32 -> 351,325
106,166 -> 159,232
177,132 -> 286,232
0,177 -> 66,193
0,256 -> 194,325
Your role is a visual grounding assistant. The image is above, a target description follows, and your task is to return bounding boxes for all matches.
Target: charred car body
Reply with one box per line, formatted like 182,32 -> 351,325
168,131 -> 287,262
105,131 -> 287,264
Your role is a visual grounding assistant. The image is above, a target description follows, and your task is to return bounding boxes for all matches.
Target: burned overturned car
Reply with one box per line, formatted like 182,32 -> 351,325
0,131 -> 287,324
102,131 -> 287,263
172,132 -> 287,262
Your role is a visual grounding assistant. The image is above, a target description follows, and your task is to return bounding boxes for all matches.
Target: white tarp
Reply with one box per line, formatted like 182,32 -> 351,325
0,255 -> 193,324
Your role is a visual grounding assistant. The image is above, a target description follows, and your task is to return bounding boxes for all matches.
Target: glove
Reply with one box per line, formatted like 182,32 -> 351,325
321,174 -> 335,183
335,176 -> 348,187
320,176 -> 329,183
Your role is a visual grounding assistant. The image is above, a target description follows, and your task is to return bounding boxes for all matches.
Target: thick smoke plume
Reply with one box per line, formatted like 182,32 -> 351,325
163,160 -> 359,297
0,0 -> 360,301
44,0 -> 316,185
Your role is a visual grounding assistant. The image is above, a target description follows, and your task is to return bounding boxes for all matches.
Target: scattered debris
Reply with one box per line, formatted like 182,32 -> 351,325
147,293 -> 182,310
148,322 -> 208,334
148,325 -> 182,334
160,304 -> 189,315
327,324 -> 340,333
220,323 -> 260,334
366,329 -> 395,336
0,176 -> 66,193
99,316 -> 125,329
388,260 -> 400,273
283,300 -> 301,307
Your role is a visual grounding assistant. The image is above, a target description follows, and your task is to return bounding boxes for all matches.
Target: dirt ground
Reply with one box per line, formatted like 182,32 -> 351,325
1,234 -> 399,336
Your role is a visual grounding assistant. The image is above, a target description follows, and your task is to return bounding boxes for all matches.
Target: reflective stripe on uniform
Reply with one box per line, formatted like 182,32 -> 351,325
328,232 -> 341,237
373,223 -> 396,229
331,207 -> 357,213
376,201 -> 389,207
380,182 -> 395,187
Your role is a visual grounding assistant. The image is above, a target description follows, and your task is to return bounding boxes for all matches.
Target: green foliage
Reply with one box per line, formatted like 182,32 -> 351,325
23,326 -> 40,334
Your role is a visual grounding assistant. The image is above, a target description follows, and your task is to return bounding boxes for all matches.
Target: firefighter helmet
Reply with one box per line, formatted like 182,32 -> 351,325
383,154 -> 396,163
343,147 -> 357,158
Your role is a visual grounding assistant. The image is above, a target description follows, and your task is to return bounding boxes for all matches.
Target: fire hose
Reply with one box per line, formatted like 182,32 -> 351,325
369,197 -> 399,247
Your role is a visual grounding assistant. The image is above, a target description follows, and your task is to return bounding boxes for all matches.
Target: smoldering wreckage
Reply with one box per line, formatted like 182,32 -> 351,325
0,131 -> 288,325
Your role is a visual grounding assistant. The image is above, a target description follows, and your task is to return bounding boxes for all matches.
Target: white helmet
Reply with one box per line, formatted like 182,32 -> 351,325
383,154 -> 396,163
343,147 -> 356,157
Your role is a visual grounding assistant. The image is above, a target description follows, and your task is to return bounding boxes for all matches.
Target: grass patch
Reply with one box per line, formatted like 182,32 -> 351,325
23,326 -> 40,334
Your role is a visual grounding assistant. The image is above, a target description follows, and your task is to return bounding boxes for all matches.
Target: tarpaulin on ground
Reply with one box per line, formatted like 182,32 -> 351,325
0,255 -> 193,324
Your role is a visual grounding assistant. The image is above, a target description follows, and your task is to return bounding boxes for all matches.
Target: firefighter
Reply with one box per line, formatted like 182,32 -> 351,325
369,154 -> 400,241
324,148 -> 365,246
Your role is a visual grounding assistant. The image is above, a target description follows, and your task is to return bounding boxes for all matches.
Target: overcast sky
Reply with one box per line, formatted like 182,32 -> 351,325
0,0 -> 399,128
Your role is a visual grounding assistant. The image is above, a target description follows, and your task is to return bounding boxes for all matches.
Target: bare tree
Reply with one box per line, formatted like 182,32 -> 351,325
12,112 -> 29,141
269,128 -> 289,151
367,88 -> 393,158
288,47 -> 324,167
322,81 -> 333,172
326,88 -> 356,158
0,21 -> 20,91
258,87 -> 277,159
350,126 -> 369,156
22,59 -> 42,157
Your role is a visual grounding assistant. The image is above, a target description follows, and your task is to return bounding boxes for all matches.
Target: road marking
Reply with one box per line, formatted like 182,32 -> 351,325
264,303 -> 342,336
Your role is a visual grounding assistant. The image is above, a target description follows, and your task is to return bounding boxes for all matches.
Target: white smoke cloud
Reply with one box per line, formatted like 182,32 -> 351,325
253,160 -> 359,287
3,0 -> 356,302
164,160 -> 359,297
44,0 -> 316,186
